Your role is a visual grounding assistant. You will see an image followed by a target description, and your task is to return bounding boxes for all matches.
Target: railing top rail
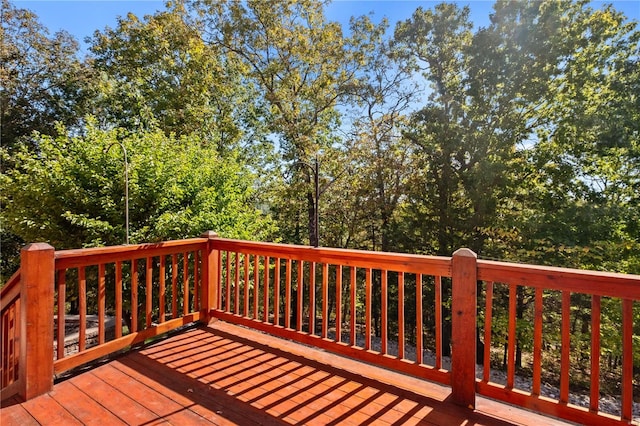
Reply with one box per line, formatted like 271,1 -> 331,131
478,259 -> 640,299
213,238 -> 452,276
55,237 -> 208,270
1,268 -> 21,299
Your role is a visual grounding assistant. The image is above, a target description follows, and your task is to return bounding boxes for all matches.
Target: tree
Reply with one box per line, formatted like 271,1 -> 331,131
1,0 -> 93,280
339,32 -> 416,252
519,4 -> 639,272
192,0 -> 383,246
0,0 -> 91,155
1,119 -> 276,250
392,0 -> 640,363
394,3 -> 494,256
88,0 -> 267,159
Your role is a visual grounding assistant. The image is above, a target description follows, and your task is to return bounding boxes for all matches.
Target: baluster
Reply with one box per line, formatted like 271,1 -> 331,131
416,274 -> 423,365
146,257 -> 152,328
159,256 -> 165,323
335,265 -> 342,343
589,295 -> 600,410
182,253 -> 188,315
365,268 -> 372,350
560,291 -> 571,403
350,267 -> 356,347
244,253 -> 250,318
621,299 -> 633,421
57,270 -> 66,360
115,261 -> 122,338
507,283 -> 516,388
225,252 -> 231,312
285,259 -> 292,329
381,270 -> 388,354
78,267 -> 86,352
98,264 -> 106,344
309,262 -> 316,334
297,260 -> 304,332
131,259 -> 138,332
234,252 -> 240,314
398,272 -> 405,360
322,263 -> 328,338
532,287 -> 543,395
193,251 -> 199,311
171,254 -> 178,319
263,256 -> 270,323
253,255 -> 259,320
435,275 -> 442,369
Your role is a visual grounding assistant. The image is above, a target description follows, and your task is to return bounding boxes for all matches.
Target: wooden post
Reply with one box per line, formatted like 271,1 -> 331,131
451,248 -> 477,409
19,243 -> 55,400
200,231 -> 219,324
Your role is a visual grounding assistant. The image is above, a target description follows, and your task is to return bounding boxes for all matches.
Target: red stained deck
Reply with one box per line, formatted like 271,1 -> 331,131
2,322 -> 570,426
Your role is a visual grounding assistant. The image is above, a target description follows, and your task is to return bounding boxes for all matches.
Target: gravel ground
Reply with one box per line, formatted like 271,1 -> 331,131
326,329 -> 640,423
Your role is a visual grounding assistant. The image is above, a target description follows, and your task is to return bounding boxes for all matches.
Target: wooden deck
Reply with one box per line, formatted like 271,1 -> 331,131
1,321 -> 571,426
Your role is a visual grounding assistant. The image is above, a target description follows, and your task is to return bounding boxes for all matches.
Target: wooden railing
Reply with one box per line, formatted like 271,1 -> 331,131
0,235 -> 213,402
476,260 -> 640,425
52,237 -> 209,373
1,243 -> 55,401
1,233 -> 638,425
1,269 -> 21,397
209,238 -> 455,389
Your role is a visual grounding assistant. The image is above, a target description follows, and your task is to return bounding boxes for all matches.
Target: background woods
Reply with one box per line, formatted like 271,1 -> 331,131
1,0 -> 639,400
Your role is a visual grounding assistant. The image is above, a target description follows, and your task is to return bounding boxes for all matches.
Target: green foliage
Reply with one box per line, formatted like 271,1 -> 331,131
1,0 -> 93,280
0,0 -> 92,154
1,120 -> 276,251
193,0 -> 377,155
88,1 -> 269,159
391,0 -> 639,270
192,0 -> 385,246
1,0 -> 638,392
502,3 -> 640,273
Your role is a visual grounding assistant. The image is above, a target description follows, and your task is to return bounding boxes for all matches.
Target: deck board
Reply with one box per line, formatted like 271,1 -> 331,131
69,370 -> 161,425
2,321 -> 572,425
0,402 -> 38,426
21,393 -> 83,425
48,381 -> 127,426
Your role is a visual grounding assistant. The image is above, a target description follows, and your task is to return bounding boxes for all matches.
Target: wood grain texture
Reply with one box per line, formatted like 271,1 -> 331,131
6,322 -> 574,426
212,238 -> 452,276
55,239 -> 207,270
450,248 -> 477,409
20,243 -> 55,400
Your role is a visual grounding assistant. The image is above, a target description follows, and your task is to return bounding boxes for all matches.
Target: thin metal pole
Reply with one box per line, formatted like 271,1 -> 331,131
314,156 -> 319,247
123,145 -> 129,245
104,142 -> 129,245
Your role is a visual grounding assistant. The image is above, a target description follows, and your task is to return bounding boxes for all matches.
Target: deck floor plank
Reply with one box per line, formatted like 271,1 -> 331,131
91,363 -> 213,425
0,401 -> 39,426
48,380 -> 127,426
2,322 -> 574,426
122,352 -> 279,425
69,370 -> 164,425
109,360 -> 225,425
21,393 -> 83,425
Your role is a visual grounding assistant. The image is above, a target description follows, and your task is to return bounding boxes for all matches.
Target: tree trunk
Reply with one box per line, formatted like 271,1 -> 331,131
307,189 -> 317,247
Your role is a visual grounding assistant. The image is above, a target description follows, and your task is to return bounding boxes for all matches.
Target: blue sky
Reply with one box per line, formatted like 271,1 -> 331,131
13,0 -> 640,55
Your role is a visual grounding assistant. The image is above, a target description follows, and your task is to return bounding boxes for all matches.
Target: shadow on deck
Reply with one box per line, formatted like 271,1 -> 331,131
1,321 -> 570,425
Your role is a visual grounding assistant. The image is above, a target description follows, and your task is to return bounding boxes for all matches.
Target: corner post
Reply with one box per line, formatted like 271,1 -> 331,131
19,243 -> 55,400
451,248 -> 477,409
200,231 -> 219,324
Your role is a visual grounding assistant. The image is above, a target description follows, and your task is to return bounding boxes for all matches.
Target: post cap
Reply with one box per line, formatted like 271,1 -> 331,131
21,242 -> 55,252
200,231 -> 219,239
452,248 -> 477,258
